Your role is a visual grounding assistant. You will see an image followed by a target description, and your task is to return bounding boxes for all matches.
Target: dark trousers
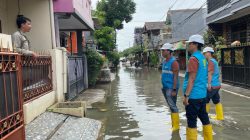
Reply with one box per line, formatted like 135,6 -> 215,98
206,88 -> 220,104
185,98 -> 210,128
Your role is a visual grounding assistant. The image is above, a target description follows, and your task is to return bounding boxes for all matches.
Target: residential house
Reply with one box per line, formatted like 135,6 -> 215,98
164,8 -> 207,69
165,8 -> 207,43
206,0 -> 250,88
133,27 -> 143,47
206,0 -> 250,45
143,22 -> 170,50
53,0 -> 94,100
0,0 -> 93,139
142,22 -> 170,65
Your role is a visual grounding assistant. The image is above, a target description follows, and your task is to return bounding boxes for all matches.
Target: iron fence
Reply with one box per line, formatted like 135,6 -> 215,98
221,46 -> 250,88
21,55 -> 53,102
66,56 -> 85,100
0,53 -> 25,139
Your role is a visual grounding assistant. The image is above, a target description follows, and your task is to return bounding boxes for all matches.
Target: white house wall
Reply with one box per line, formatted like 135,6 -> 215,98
0,0 -> 7,33
4,0 -> 53,51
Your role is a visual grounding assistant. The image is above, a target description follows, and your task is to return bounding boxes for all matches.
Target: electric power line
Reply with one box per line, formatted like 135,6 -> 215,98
177,1 -> 207,26
172,0 -> 231,34
171,0 -> 206,26
159,0 -> 179,21
169,0 -> 179,9
193,0 -> 233,41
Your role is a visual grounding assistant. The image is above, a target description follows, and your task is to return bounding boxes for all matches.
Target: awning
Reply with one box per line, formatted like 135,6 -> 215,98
173,41 -> 186,51
56,13 -> 94,31
53,0 -> 94,31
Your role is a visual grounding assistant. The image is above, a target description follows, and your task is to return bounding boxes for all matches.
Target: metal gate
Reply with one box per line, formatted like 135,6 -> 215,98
0,53 -> 25,140
221,46 -> 250,88
66,56 -> 85,100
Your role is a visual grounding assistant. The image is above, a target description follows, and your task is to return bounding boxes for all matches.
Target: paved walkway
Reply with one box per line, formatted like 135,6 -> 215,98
25,112 -> 102,140
74,89 -> 107,108
25,88 -> 108,140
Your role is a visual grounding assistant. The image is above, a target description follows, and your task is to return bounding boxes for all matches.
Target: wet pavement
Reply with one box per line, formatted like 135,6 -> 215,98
87,66 -> 250,140
25,112 -> 102,140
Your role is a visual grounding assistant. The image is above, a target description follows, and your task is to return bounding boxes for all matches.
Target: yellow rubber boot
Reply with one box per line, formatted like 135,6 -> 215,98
171,113 -> 180,131
186,127 -> 197,140
206,104 -> 210,113
203,124 -> 213,140
215,103 -> 224,120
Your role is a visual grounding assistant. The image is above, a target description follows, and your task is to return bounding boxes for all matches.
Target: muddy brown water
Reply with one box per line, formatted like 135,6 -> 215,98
87,66 -> 250,140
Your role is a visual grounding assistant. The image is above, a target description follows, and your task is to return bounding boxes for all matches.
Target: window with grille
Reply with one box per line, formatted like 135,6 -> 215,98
231,23 -> 247,43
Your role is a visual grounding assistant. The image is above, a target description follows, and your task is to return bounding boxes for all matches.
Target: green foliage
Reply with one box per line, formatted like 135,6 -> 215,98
94,26 -> 115,51
203,30 -> 227,64
92,0 -> 136,71
107,51 -> 120,68
215,37 -> 227,64
92,10 -> 106,25
203,29 -> 227,48
120,45 -> 142,57
203,29 -> 216,46
149,51 -> 159,67
86,49 -> 104,86
96,0 -> 136,30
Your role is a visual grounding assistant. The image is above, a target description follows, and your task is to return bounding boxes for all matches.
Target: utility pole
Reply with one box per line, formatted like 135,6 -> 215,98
140,33 -> 143,65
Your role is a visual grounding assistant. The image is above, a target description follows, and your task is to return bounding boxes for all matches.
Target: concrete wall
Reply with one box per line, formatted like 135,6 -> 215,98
23,91 -> 56,124
0,0 -> 7,33
74,0 -> 93,29
23,48 -> 68,124
0,0 -> 53,51
167,8 -> 207,43
51,48 -> 68,102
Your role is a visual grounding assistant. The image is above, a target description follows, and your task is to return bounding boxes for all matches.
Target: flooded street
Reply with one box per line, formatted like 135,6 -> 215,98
88,66 -> 250,140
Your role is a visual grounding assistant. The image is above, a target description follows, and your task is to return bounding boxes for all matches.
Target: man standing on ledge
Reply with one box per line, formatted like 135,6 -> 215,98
183,35 -> 213,140
161,43 -> 180,131
12,15 -> 37,56
203,47 -> 224,121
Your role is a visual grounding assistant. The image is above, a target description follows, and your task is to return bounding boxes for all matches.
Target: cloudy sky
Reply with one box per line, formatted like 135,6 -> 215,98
91,0 -> 206,51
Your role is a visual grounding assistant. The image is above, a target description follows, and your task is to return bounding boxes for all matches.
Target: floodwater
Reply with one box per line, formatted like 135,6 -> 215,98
87,65 -> 250,140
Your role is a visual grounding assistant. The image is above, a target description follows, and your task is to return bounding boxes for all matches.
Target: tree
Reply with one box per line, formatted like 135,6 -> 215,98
96,0 -> 136,30
107,51 -> 120,68
86,49 -> 104,86
121,45 -> 142,58
94,26 -> 116,51
149,51 -> 159,67
203,29 -> 216,46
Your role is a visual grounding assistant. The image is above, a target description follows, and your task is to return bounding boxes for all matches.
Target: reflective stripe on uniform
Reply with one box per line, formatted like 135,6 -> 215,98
162,70 -> 173,74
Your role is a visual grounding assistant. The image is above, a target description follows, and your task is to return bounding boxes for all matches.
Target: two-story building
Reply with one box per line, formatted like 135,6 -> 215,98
142,22 -> 170,66
207,0 -> 250,88
133,27 -> 144,47
143,22 -> 170,50
206,0 -> 250,45
165,8 -> 207,44
0,0 -> 93,139
164,8 -> 207,70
